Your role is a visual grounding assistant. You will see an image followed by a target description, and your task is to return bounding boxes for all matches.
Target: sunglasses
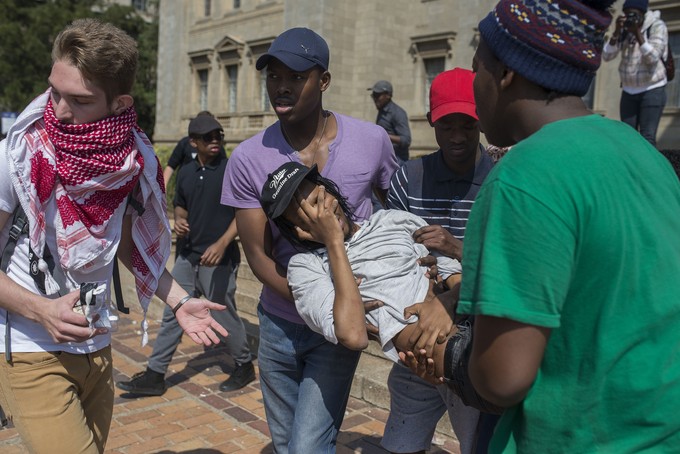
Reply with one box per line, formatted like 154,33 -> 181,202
199,131 -> 224,143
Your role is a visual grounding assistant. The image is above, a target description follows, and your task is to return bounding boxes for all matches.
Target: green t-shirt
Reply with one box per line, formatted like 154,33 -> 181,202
458,115 -> 680,453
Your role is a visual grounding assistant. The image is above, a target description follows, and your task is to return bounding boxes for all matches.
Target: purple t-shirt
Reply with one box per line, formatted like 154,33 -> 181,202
222,112 -> 398,323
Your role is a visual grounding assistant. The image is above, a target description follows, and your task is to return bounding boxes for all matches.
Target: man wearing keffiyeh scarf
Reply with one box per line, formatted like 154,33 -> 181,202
0,19 -> 228,454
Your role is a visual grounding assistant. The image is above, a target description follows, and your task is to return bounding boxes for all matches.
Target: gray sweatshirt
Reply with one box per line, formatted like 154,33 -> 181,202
287,209 -> 461,362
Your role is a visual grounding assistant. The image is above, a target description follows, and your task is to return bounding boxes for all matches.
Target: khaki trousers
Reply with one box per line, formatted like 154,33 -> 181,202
0,347 -> 113,454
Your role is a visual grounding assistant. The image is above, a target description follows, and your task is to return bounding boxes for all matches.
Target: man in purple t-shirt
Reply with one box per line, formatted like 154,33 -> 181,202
221,27 -> 397,453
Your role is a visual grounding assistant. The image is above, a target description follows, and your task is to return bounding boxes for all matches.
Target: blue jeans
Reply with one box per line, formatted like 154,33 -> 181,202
382,363 -> 480,454
257,305 -> 361,454
620,86 -> 667,148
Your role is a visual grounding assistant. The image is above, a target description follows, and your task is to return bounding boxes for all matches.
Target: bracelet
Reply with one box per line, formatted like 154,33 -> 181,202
172,295 -> 192,315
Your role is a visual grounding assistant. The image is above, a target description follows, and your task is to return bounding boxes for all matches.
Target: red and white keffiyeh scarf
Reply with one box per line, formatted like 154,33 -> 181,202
4,90 -> 170,343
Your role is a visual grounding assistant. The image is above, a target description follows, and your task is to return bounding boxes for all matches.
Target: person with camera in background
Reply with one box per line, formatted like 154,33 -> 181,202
603,0 -> 669,147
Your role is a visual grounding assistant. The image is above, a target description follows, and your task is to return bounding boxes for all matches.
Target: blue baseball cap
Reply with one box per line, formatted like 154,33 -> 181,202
256,27 -> 329,72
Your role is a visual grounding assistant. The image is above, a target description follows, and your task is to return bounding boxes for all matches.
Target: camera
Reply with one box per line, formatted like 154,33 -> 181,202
624,12 -> 640,27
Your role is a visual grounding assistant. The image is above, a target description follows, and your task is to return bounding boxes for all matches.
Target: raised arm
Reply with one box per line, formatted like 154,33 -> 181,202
293,186 -> 367,350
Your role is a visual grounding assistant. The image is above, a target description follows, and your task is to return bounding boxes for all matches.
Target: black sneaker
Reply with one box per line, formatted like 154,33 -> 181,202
116,369 -> 167,396
219,361 -> 256,392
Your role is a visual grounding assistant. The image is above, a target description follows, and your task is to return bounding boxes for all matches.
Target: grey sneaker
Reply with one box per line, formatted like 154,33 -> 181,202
116,369 -> 166,396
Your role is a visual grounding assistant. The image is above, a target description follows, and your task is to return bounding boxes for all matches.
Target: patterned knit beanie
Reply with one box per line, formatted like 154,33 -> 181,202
479,0 -> 616,96
622,0 -> 648,12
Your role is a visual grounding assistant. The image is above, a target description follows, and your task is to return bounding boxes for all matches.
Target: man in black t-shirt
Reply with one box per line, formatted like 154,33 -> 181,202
162,111 -> 227,188
118,116 -> 255,396
163,111 -> 227,259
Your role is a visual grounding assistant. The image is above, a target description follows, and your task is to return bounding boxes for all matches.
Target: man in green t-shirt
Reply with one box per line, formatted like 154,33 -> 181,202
437,0 -> 680,452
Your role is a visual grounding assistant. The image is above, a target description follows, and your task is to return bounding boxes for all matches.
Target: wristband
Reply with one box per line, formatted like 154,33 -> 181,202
172,295 -> 192,315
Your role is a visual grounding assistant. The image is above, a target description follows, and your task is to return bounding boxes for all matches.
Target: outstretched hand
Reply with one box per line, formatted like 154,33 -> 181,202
174,298 -> 229,345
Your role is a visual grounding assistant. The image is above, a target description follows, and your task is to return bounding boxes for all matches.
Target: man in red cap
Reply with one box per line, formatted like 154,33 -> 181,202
384,68 -> 496,454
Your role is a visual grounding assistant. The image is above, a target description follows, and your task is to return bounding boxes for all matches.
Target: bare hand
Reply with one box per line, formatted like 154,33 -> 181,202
174,298 -> 229,346
402,282 -> 458,358
37,290 -> 108,343
364,299 -> 384,341
174,218 -> 190,238
417,255 -> 439,280
615,15 -> 626,34
413,225 -> 462,260
293,186 -> 344,246
200,242 -> 225,267
398,350 -> 443,385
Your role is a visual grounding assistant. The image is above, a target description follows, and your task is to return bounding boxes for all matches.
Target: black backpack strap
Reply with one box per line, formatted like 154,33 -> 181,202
1,206 -> 58,296
1,206 -> 57,362
1,206 -> 29,273
127,191 -> 145,217
112,191 -> 144,315
1,206 -> 28,364
112,259 -> 129,315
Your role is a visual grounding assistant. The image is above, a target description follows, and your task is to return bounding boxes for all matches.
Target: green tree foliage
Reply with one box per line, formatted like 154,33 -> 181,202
0,0 -> 158,137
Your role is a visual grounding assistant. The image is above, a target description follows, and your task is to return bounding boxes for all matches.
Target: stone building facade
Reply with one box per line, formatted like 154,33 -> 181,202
155,0 -> 680,154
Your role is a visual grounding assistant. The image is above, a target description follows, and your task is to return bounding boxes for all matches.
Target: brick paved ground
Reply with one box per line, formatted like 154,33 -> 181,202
0,303 -> 460,453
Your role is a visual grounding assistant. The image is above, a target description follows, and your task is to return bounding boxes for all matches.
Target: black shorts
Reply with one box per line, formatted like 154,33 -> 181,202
443,318 -> 504,415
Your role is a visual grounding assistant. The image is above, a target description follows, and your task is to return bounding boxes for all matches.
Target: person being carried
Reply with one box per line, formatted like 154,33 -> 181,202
260,161 -> 501,415
117,115 -> 255,397
0,19 -> 227,454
